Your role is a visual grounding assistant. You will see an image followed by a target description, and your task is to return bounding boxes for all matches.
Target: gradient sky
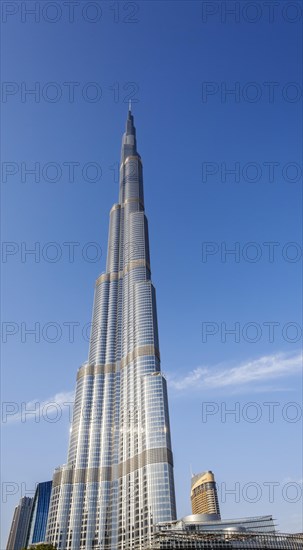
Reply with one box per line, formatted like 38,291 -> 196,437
1,1 -> 302,546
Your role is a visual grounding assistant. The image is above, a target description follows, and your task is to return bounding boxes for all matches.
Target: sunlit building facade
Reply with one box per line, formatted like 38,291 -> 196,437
45,110 -> 176,550
191,471 -> 220,518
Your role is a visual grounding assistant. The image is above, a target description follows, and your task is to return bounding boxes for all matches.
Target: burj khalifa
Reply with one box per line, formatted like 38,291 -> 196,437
46,109 -> 176,549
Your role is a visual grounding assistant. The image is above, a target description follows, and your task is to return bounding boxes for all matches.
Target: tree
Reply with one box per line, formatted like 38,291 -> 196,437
22,545 -> 57,550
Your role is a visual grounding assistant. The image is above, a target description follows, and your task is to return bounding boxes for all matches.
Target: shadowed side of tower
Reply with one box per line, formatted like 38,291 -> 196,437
46,110 -> 176,550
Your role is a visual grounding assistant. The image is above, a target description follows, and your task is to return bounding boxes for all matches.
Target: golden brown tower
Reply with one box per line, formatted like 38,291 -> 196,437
191,470 -> 221,518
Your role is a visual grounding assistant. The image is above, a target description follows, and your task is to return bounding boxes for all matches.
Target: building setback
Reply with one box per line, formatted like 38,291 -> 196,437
45,109 -> 176,550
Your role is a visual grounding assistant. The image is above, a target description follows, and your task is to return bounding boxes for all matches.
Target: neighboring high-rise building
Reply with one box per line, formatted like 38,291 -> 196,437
6,496 -> 33,550
46,109 -> 176,550
26,481 -> 52,547
191,471 -> 221,518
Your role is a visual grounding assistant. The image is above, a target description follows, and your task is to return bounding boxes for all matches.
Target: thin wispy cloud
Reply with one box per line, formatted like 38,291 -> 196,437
2,390 -> 75,425
168,352 -> 302,392
3,352 -> 302,421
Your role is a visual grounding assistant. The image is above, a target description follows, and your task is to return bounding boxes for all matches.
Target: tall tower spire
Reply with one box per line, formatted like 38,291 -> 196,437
46,112 -> 176,550
120,106 -> 137,163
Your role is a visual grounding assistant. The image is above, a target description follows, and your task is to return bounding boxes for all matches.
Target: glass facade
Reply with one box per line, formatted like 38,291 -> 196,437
26,481 -> 52,546
46,110 -> 176,549
6,497 -> 33,550
191,471 -> 221,518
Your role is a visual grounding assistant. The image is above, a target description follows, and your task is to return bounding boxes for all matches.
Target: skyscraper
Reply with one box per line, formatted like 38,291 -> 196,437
26,481 -> 52,547
191,471 -> 221,518
6,496 -> 33,550
46,109 -> 176,550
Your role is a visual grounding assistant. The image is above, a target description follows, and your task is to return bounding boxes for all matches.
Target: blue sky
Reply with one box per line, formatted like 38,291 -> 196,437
1,1 -> 302,545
